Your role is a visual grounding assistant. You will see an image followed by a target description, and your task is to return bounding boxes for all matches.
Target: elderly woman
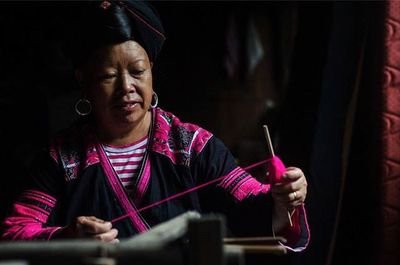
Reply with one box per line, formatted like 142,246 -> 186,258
1,1 -> 309,250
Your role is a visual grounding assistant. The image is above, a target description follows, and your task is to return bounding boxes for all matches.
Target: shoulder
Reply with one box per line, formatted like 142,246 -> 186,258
151,108 -> 213,166
49,118 -> 98,181
49,119 -> 87,160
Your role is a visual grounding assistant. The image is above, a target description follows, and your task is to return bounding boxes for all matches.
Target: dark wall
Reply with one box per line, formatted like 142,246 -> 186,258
0,2 -> 385,265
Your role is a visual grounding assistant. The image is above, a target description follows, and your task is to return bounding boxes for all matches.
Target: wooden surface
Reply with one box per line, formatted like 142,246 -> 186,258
224,236 -> 287,255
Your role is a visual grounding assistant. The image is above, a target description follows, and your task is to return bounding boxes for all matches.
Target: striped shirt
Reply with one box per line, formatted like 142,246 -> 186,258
103,136 -> 148,194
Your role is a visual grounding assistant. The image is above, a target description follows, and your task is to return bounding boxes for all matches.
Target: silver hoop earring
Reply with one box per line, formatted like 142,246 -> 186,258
150,92 -> 159,109
75,98 -> 92,116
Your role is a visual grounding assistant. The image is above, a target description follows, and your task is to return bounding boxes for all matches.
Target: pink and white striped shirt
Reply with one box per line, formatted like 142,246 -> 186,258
103,136 -> 148,194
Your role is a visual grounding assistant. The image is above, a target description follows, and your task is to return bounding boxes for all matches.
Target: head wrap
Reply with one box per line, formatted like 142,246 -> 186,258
64,0 -> 166,67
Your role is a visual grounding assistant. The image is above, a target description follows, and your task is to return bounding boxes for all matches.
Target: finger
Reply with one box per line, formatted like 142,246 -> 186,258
87,222 -> 113,235
287,197 -> 305,208
271,180 -> 305,195
272,174 -> 307,193
281,168 -> 304,182
290,191 -> 307,207
93,228 -> 119,242
272,189 -> 304,203
272,194 -> 304,210
110,238 -> 120,244
86,216 -> 108,224
288,190 -> 305,202
78,217 -> 112,234
290,199 -> 304,207
77,216 -> 107,224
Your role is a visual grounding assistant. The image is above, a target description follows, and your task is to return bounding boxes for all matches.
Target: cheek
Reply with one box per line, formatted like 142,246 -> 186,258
87,85 -> 113,108
145,91 -> 153,106
142,76 -> 154,105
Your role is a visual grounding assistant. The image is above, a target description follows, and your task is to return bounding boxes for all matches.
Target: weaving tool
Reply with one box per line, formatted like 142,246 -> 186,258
262,125 -> 293,227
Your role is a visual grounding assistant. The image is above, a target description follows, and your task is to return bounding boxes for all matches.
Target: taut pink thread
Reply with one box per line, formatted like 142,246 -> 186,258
111,158 -> 270,224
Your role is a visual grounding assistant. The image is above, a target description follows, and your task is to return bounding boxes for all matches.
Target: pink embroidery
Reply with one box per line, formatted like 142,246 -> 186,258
152,108 -> 213,166
2,215 -> 61,240
1,195 -> 61,240
191,128 -> 213,153
219,166 -> 270,201
133,156 -> 151,206
83,125 -> 100,168
233,176 -> 271,201
219,167 -> 242,187
13,204 -> 48,223
23,190 -> 56,207
51,124 -> 100,181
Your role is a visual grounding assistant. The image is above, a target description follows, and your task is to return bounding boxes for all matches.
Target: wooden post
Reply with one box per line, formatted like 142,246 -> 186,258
188,215 -> 226,265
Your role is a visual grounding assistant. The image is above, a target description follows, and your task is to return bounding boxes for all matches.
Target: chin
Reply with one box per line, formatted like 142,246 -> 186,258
119,112 -> 147,126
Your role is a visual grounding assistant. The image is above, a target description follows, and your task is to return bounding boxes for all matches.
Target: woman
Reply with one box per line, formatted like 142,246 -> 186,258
1,1 -> 309,250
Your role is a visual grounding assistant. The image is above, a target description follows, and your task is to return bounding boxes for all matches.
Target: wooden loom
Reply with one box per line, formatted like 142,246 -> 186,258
0,211 -> 286,265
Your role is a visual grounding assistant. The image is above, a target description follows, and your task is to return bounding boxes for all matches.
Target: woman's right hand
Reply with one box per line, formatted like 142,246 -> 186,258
53,216 -> 119,243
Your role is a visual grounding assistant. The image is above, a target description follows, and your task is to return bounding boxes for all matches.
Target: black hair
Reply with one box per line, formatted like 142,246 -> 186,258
63,1 -> 165,68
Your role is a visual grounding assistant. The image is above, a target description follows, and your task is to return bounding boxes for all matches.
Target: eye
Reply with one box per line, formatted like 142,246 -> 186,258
130,68 -> 145,77
103,74 -> 117,79
98,73 -> 117,81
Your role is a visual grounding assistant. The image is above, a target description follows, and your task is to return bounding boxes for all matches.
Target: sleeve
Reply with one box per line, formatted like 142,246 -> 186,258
1,150 -> 64,240
191,136 -> 310,251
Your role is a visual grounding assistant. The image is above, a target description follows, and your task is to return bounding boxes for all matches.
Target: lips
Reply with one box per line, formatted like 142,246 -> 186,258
114,100 -> 142,112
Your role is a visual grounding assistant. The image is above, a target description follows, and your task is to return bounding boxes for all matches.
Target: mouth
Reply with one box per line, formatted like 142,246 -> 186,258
114,100 -> 141,112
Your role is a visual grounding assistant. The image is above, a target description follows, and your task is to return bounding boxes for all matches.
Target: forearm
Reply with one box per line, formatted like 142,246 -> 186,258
1,190 -> 61,241
272,203 -> 293,234
2,218 -> 62,240
1,209 -> 62,240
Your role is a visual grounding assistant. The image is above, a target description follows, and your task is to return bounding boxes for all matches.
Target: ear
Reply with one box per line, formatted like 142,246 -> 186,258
150,62 -> 154,69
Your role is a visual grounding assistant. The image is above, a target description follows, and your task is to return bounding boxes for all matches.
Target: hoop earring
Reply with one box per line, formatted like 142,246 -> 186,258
150,92 -> 159,109
75,98 -> 92,116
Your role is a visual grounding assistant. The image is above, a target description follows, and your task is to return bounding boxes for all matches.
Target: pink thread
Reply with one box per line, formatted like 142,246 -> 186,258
111,158 -> 270,224
267,156 -> 287,184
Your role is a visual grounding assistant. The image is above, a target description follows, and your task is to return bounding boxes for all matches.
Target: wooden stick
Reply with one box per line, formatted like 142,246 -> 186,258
286,212 -> 293,227
262,124 -> 292,227
224,236 -> 286,245
225,244 -> 287,255
263,125 -> 275,157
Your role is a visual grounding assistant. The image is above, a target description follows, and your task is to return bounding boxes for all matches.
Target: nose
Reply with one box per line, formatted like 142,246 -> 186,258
119,72 -> 136,95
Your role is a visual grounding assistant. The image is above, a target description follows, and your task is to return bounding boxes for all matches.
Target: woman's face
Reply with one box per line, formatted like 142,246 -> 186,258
80,40 -> 153,132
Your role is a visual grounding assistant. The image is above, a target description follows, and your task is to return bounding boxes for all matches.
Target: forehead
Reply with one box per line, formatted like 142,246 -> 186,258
90,40 -> 149,66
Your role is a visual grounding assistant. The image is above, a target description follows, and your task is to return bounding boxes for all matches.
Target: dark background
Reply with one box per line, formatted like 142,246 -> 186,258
0,2 -> 385,265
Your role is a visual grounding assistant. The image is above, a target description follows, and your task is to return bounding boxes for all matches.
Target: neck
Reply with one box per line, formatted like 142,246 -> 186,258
96,111 -> 152,146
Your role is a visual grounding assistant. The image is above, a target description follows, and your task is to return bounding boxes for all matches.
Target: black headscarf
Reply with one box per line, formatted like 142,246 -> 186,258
64,0 -> 165,67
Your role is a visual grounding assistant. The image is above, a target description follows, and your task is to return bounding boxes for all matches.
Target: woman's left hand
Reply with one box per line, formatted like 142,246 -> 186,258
270,167 -> 307,232
271,167 -> 307,218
